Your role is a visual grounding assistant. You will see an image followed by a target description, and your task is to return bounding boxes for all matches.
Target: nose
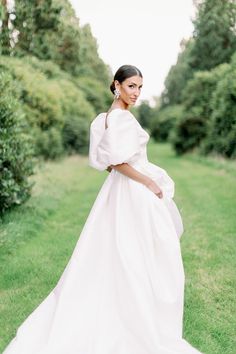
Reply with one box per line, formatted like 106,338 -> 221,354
134,88 -> 140,97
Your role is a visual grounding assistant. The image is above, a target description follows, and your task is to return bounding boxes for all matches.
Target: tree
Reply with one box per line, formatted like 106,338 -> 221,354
78,24 -> 111,85
202,54 -> 236,158
49,0 -> 81,75
12,0 -> 62,58
137,100 -> 154,129
0,71 -> 34,213
6,0 -> 111,83
0,0 -> 11,55
191,0 -> 236,71
150,105 -> 184,142
161,39 -> 195,107
170,63 -> 229,155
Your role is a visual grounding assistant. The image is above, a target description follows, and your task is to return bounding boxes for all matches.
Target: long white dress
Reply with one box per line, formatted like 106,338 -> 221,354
3,108 -> 203,354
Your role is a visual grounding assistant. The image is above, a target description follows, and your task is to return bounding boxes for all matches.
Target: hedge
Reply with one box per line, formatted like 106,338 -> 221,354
0,56 -> 95,159
0,72 -> 34,213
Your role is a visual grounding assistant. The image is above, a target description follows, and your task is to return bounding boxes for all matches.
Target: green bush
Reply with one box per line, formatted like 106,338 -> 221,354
0,72 -> 34,213
62,117 -> 89,154
0,56 -> 95,159
171,65 -> 228,155
24,56 -> 67,80
150,105 -> 184,142
34,127 -> 64,159
58,78 -> 95,153
137,100 -> 155,130
201,54 -> 236,158
170,114 -> 206,155
0,57 -> 64,128
0,56 -> 64,159
76,76 -> 112,114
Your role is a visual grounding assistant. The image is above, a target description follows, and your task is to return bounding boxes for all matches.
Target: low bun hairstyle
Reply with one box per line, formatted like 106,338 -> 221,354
110,65 -> 143,94
110,81 -> 116,94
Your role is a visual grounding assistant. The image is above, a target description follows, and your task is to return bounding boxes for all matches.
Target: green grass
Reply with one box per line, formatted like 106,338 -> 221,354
0,142 -> 235,353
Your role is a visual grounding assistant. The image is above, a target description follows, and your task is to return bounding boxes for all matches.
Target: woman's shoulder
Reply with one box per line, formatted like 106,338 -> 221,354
90,112 -> 106,132
91,112 -> 105,125
106,108 -> 137,126
108,108 -> 135,118
90,108 -> 137,132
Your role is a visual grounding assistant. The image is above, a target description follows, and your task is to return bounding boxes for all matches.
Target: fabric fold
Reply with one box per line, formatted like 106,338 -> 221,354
2,109 -> 202,354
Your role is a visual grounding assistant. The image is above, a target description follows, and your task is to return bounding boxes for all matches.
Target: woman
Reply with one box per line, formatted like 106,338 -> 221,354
3,65 -> 203,354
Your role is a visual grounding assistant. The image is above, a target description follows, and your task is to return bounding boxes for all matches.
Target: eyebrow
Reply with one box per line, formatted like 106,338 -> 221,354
129,82 -> 143,87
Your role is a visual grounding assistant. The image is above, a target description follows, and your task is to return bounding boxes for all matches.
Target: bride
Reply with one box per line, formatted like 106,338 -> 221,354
3,65 -> 203,354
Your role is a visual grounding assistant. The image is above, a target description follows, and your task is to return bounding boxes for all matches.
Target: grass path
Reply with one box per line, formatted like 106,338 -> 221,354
0,142 -> 235,353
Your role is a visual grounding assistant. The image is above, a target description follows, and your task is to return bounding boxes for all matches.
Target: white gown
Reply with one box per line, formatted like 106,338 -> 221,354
3,108 -> 203,354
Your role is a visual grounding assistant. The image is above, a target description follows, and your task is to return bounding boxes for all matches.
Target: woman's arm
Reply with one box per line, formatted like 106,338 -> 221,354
108,163 -> 163,198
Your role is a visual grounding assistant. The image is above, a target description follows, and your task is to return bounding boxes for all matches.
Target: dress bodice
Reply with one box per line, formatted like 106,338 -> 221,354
89,108 -> 149,171
88,109 -> 184,238
89,108 -> 175,200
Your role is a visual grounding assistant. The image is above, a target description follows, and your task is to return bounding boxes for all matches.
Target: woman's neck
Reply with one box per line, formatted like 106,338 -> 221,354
110,100 -> 129,111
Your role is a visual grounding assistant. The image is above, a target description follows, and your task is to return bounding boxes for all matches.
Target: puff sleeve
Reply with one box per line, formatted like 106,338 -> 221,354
96,110 -> 141,169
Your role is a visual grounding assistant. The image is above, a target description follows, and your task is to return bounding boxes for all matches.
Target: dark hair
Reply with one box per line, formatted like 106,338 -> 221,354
110,64 -> 143,94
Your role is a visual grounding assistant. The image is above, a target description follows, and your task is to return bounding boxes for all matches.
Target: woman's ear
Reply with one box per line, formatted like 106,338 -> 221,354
114,80 -> 120,90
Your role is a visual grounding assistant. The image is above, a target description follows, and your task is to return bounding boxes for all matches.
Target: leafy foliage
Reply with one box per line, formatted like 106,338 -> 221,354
76,76 -> 112,114
171,113 -> 207,155
202,54 -> 236,158
136,100 -> 155,129
151,105 -> 184,142
159,0 -> 236,158
77,24 -> 111,85
0,72 -> 34,213
0,56 -> 95,159
62,117 -> 89,154
0,1 -> 11,55
12,0 -> 62,58
0,0 -> 112,214
1,0 -> 111,86
170,64 -> 229,154
191,0 -> 236,71
161,39 -> 195,106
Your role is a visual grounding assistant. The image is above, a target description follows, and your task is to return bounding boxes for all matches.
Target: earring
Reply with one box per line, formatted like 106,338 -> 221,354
114,88 -> 120,99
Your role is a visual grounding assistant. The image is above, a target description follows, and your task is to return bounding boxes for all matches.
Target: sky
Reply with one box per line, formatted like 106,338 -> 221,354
69,0 -> 196,103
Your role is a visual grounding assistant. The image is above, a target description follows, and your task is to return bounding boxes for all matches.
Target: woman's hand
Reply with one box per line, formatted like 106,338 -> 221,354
108,163 -> 163,199
106,165 -> 112,173
145,179 -> 163,199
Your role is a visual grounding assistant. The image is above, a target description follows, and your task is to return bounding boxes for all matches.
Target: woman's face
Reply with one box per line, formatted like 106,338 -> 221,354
115,75 -> 143,106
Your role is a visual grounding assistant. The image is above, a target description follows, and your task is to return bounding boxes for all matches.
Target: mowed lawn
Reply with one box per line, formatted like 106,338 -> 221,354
0,141 -> 235,353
